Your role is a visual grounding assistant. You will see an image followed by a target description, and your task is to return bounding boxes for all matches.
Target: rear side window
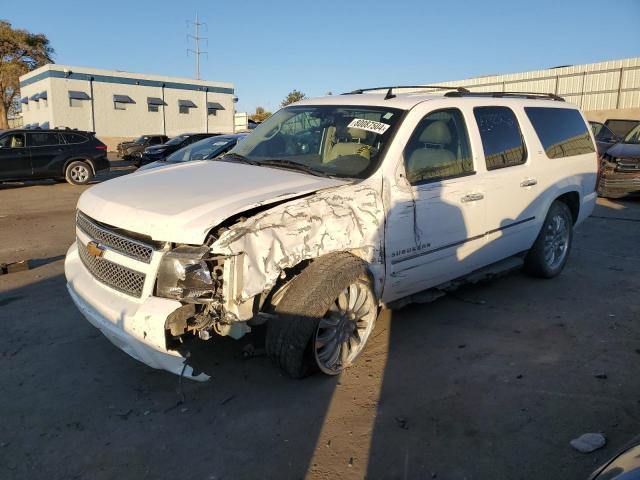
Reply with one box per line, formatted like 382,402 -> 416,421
525,107 -> 595,159
63,133 -> 87,144
28,132 -> 63,147
474,106 -> 526,170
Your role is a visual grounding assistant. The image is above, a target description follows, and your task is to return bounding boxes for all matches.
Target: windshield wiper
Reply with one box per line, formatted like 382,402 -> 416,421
260,159 -> 332,178
220,152 -> 260,166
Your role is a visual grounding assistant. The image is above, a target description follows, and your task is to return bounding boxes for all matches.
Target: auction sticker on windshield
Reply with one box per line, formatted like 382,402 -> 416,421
347,118 -> 390,135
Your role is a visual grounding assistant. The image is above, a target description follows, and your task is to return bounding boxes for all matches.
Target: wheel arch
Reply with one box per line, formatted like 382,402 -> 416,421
554,190 -> 580,224
63,156 -> 96,176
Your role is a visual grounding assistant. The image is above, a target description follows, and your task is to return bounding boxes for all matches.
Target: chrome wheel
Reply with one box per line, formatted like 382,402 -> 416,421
314,280 -> 376,375
543,213 -> 569,269
70,164 -> 89,183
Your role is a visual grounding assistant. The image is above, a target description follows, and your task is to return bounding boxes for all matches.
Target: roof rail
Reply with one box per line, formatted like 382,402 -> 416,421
444,90 -> 565,102
345,85 -> 470,100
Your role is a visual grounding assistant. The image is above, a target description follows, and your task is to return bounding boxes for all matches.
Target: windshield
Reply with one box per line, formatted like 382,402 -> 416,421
134,136 -> 149,143
165,135 -> 188,146
624,124 -> 640,144
227,105 -> 403,178
167,137 -> 235,162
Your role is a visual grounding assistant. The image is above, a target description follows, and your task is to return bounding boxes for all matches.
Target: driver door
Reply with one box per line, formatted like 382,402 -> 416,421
0,133 -> 31,180
383,107 -> 487,301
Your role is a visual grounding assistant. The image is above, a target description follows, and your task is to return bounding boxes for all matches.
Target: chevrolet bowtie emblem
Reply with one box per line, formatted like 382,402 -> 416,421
86,241 -> 105,258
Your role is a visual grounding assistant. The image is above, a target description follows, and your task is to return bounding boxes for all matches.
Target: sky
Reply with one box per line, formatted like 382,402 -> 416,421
5,0 -> 640,114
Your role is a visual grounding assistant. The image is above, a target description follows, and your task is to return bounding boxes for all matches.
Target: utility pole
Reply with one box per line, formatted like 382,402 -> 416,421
187,13 -> 207,80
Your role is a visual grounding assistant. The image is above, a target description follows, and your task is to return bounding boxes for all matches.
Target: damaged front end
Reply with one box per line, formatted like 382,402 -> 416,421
599,153 -> 640,198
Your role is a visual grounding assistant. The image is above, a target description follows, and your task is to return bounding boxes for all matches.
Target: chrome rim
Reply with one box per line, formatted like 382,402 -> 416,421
70,165 -> 89,183
314,280 -> 376,375
543,213 -> 570,269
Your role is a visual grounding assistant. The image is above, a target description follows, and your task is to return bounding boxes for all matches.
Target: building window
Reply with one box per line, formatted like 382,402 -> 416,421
113,94 -> 135,110
114,102 -> 127,110
42,99 -> 48,108
178,99 -> 197,114
208,109 -> 217,116
70,98 -> 84,108
68,90 -> 91,107
207,101 -> 224,117
148,104 -> 159,112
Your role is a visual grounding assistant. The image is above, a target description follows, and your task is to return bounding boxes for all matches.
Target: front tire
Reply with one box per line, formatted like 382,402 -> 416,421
64,161 -> 94,185
524,201 -> 573,278
266,253 -> 377,378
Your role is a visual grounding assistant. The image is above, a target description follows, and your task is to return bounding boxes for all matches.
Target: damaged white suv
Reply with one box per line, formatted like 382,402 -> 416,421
65,87 -> 597,381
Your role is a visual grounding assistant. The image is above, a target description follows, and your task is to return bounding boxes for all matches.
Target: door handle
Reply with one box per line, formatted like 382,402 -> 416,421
520,178 -> 538,187
461,193 -> 484,203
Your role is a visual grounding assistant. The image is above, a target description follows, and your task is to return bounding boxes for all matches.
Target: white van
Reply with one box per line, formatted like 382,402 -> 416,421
65,87 -> 598,380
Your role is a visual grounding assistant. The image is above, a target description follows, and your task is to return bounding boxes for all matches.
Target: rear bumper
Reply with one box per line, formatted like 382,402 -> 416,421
577,191 -> 597,226
65,242 -> 209,381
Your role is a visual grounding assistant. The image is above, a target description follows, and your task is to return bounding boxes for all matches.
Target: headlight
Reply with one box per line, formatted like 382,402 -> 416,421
157,245 -> 215,302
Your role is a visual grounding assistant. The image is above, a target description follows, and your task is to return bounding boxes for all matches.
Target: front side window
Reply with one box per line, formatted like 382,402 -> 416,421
28,132 -> 62,147
525,107 -> 595,159
0,133 -> 26,148
404,108 -> 473,185
474,106 -> 526,170
229,105 -> 403,179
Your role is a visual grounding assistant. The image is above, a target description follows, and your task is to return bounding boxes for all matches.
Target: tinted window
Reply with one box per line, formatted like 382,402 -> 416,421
0,133 -> 26,148
149,136 -> 163,145
29,132 -> 62,147
474,107 -> 526,170
624,124 -> 640,145
63,133 -> 87,144
604,119 -> 640,138
590,122 -> 603,137
525,107 -> 595,159
404,109 -> 473,184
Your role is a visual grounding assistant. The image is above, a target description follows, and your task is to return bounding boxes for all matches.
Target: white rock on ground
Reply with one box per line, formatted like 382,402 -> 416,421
570,433 -> 607,453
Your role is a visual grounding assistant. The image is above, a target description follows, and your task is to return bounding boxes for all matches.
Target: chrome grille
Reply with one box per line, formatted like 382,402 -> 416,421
76,211 -> 154,263
77,239 -> 146,298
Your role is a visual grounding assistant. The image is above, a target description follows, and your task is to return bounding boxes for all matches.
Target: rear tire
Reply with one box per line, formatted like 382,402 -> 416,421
266,253 -> 377,378
524,201 -> 573,278
64,161 -> 94,185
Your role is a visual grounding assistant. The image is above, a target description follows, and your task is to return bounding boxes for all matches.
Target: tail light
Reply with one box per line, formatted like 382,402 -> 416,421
95,145 -> 107,150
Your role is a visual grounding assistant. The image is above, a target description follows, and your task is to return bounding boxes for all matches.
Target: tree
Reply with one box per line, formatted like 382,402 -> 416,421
280,89 -> 306,108
0,20 -> 54,128
250,106 -> 272,123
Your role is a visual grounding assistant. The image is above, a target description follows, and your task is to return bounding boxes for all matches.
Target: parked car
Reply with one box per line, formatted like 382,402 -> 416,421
590,121 -> 621,156
65,88 -> 597,381
589,436 -> 640,479
0,129 -> 109,185
117,134 -> 168,161
137,133 -> 248,172
138,133 -> 220,167
598,122 -> 640,198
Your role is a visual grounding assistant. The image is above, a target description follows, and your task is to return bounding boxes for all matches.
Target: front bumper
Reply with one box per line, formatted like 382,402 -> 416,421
65,242 -> 209,381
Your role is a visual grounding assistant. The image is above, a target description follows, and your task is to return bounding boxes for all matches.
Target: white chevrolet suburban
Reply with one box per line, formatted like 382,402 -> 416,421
65,87 -> 598,381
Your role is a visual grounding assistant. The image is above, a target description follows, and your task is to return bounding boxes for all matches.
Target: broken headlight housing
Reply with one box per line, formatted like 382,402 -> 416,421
157,245 -> 216,302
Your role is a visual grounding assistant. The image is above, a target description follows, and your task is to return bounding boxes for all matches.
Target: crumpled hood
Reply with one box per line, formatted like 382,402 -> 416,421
77,160 -> 348,244
607,142 -> 640,160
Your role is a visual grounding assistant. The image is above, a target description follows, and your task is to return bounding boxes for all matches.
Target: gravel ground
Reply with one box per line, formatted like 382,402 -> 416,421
1,174 -> 639,480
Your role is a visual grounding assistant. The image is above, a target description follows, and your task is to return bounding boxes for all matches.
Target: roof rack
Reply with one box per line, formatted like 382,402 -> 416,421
443,91 -> 565,102
345,85 -> 470,100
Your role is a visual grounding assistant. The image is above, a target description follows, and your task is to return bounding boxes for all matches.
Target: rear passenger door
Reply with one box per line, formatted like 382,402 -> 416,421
28,132 -> 66,178
474,106 -> 541,263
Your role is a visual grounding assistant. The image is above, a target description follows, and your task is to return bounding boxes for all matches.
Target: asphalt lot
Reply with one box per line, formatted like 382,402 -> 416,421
1,170 -> 639,480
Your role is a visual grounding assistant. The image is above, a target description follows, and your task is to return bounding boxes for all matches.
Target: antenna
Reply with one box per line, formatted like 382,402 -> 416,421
187,12 -> 208,80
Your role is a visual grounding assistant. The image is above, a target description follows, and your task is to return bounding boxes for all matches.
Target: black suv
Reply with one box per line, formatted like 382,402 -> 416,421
117,134 -> 168,161
139,132 -> 220,166
0,129 -> 109,185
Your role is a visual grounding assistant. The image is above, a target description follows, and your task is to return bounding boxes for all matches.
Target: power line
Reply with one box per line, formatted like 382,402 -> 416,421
187,12 -> 208,80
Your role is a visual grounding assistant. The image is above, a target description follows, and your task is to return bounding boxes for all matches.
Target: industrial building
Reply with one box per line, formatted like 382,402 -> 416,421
408,57 -> 640,122
18,64 -> 235,149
